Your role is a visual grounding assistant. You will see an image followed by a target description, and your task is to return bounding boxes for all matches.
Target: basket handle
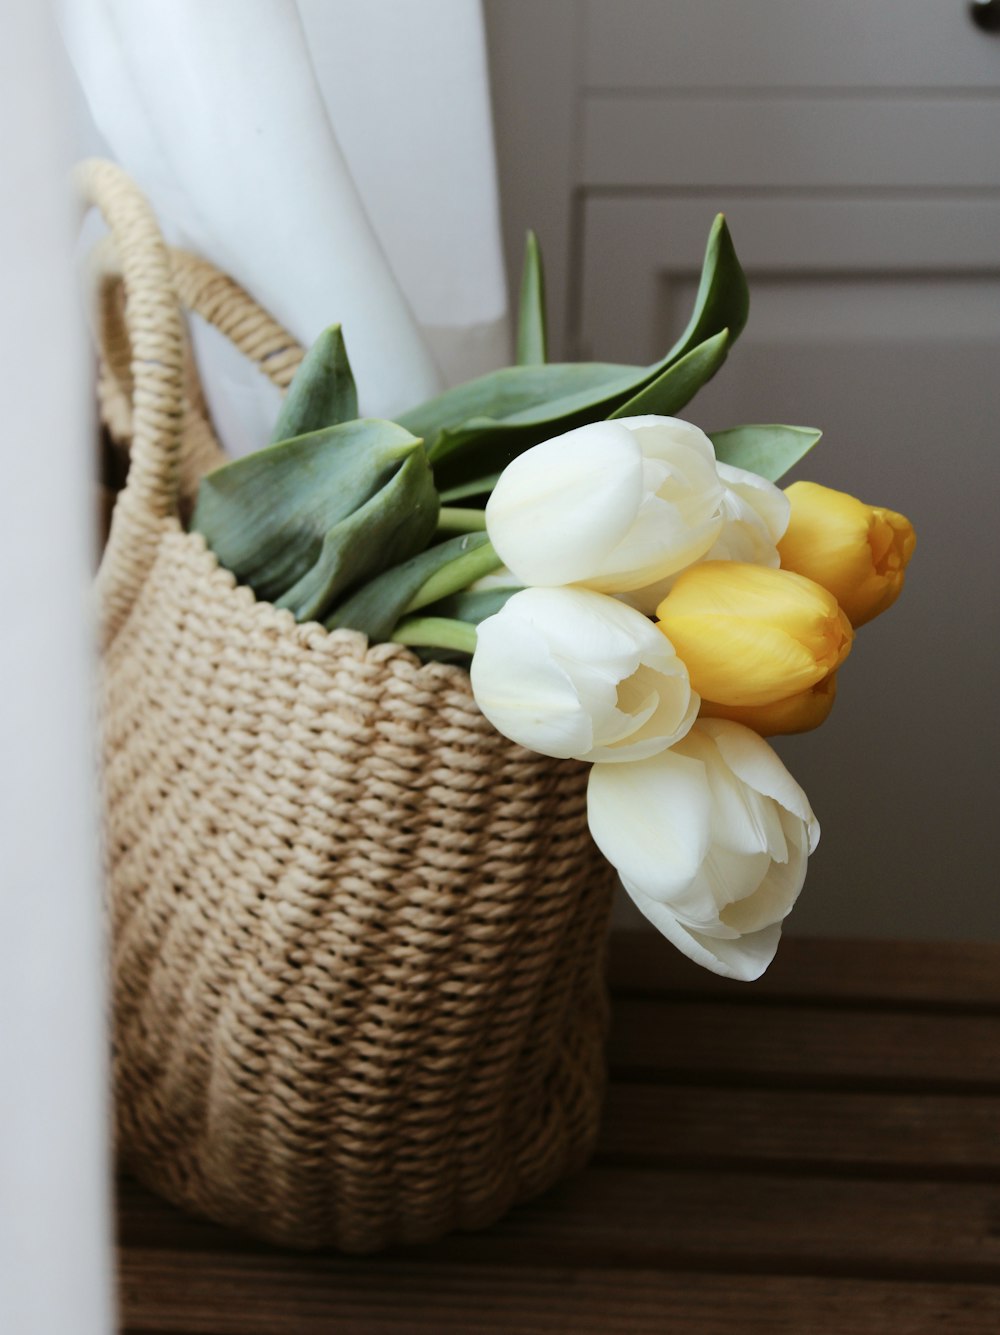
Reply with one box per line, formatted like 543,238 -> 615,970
170,249 -> 303,391
78,159 -> 305,645
77,158 -> 186,646
93,241 -> 305,508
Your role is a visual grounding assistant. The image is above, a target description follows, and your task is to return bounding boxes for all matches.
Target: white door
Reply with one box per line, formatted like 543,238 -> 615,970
487,0 -> 1000,940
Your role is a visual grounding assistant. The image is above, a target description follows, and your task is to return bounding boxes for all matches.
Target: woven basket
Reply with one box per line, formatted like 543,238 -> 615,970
82,159 -> 616,1252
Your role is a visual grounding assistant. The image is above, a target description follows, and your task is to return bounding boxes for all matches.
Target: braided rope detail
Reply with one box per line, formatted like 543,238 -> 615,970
104,532 -> 614,1250
93,245 -> 306,510
78,159 -> 186,646
170,250 -> 304,390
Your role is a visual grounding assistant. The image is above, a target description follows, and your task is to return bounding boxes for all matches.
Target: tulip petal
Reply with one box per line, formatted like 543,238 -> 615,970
713,765 -> 788,864
778,482 -> 916,628
661,560 -> 841,621
700,672 -> 838,737
486,416 -> 731,596
701,845 -> 774,917
622,876 -> 783,981
717,462 -> 791,543
540,588 -> 648,676
658,561 -> 854,705
471,609 -> 596,757
585,492 -> 724,601
612,663 -> 698,749
720,812 -> 811,933
668,846 -> 771,929
485,421 -> 644,586
779,482 -> 871,587
471,586 -> 697,763
665,615 -> 832,706
670,725 -> 778,861
701,718 -> 820,852
587,752 -> 712,902
619,414 -> 719,468
538,593 -> 664,740
596,722 -> 816,980
637,434 -> 726,530
597,683 -> 660,746
704,463 -> 789,567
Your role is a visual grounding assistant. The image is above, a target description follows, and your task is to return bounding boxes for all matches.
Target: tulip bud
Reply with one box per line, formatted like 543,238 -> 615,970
656,561 -> 853,708
484,415 -> 725,611
700,671 -> 838,736
470,586 -> 698,763
777,481 -> 916,627
587,719 -> 820,980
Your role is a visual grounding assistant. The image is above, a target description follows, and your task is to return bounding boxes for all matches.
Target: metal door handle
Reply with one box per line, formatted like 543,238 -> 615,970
970,0 -> 1000,33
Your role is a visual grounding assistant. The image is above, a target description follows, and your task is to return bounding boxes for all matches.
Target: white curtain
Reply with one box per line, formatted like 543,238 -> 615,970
0,5 -> 111,1334
61,0 -> 510,457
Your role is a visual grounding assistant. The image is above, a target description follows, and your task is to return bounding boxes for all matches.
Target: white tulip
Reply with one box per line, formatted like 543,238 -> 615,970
470,587 -> 698,763
484,416 -> 725,610
709,462 -> 790,565
587,719 -> 820,980
620,461 -> 791,612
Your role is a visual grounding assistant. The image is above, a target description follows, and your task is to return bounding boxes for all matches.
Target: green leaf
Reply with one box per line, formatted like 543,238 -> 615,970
391,616 -> 478,656
710,424 -> 822,482
407,363 -> 638,465
277,447 -> 439,622
269,324 -> 358,442
673,214 -> 749,360
191,418 -> 432,613
516,229 -> 547,365
327,531 -> 499,642
439,473 -> 500,503
405,537 -> 501,614
426,586 -> 520,625
419,367 -> 636,496
400,212 -> 749,493
610,330 -> 730,419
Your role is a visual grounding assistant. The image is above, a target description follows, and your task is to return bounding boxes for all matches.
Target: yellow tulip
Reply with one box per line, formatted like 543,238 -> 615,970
777,481 -> 916,627
699,671 -> 838,736
656,562 -> 853,708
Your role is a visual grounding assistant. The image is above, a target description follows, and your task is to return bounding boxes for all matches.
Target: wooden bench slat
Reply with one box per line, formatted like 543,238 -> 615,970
609,998 -> 1000,1089
608,933 -> 1000,1008
118,1253 -> 1000,1335
117,937 -> 1000,1329
598,1084 -> 1000,1175
409,1169 -> 1000,1279
117,1170 -> 1000,1280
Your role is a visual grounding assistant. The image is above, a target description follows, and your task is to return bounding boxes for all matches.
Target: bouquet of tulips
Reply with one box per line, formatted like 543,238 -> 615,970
192,220 -> 915,981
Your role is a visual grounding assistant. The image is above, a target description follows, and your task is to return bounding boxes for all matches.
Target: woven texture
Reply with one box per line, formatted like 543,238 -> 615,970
83,159 -> 616,1251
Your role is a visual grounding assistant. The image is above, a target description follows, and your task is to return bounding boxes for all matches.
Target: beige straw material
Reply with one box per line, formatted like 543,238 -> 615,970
92,241 -> 304,510
80,158 -> 616,1251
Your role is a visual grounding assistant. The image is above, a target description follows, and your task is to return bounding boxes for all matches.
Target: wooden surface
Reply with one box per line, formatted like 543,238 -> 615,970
117,933 -> 1000,1333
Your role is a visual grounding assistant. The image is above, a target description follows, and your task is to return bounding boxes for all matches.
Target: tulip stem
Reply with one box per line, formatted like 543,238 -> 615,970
391,616 -> 478,656
436,507 -> 488,534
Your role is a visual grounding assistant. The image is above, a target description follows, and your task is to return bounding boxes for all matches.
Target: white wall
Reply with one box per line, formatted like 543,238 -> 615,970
0,5 -> 112,1333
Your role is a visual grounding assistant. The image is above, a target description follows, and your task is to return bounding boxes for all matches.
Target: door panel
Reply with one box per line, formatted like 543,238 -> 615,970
583,97 -> 1000,189
584,0 -> 1000,89
487,0 -> 1000,939
581,194 -> 1000,938
580,196 -> 1000,361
